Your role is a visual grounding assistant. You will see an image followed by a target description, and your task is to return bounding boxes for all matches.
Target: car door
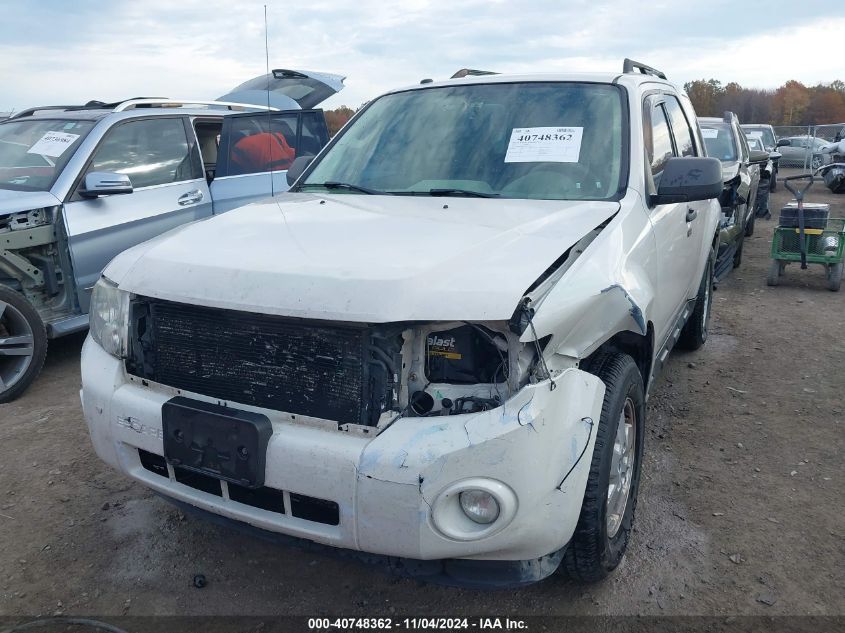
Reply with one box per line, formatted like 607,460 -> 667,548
210,109 -> 330,213
62,116 -> 212,313
644,95 -> 701,350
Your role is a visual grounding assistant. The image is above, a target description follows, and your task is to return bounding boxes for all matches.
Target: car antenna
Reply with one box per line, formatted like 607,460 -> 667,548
264,4 -> 275,197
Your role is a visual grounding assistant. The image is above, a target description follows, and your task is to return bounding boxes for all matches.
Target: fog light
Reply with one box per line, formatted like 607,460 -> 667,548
459,489 -> 500,524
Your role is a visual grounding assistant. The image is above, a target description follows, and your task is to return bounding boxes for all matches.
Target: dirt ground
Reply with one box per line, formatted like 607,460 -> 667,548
1,173 -> 843,620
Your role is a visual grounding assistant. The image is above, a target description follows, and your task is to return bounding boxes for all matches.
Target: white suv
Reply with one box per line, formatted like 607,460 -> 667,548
80,60 -> 721,587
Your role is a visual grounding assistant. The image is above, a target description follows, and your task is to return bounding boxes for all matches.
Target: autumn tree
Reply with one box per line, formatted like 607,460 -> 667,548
683,79 -> 724,116
324,106 -> 356,136
772,80 -> 811,125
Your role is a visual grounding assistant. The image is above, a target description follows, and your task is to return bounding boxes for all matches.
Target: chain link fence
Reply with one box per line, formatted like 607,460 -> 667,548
773,123 -> 845,172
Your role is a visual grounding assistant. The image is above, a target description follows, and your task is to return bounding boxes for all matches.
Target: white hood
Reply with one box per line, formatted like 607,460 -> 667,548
109,193 -> 619,323
0,189 -> 61,215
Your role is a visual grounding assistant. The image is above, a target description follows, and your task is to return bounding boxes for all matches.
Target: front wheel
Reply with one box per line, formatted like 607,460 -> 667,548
562,352 -> 645,583
0,286 -> 48,403
769,169 -> 778,192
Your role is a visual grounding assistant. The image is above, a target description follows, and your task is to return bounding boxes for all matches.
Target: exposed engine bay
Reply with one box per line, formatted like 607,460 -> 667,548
0,207 -> 76,326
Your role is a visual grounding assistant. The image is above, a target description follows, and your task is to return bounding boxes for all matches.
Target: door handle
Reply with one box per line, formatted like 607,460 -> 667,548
685,208 -> 698,222
177,190 -> 204,206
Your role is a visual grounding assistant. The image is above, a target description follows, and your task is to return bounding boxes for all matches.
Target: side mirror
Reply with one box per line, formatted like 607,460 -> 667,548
286,155 -> 315,186
769,151 -> 782,160
79,171 -> 133,198
749,149 -> 770,165
776,139 -> 790,147
651,157 -> 723,205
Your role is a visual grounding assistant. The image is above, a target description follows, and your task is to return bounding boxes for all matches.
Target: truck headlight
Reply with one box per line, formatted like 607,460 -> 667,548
89,277 -> 129,358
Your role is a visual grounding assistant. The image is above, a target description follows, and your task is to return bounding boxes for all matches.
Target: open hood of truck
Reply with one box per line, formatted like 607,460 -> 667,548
0,188 -> 61,216
217,69 -> 345,110
108,193 -> 619,323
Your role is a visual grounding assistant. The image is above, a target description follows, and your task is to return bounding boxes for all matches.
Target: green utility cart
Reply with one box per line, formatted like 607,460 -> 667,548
767,171 -> 844,291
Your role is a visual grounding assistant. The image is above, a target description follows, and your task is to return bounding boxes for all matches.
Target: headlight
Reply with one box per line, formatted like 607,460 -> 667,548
89,277 -> 129,358
459,489 -> 500,524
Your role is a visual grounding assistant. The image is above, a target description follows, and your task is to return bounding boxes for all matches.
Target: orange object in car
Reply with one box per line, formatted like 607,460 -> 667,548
231,131 -> 296,173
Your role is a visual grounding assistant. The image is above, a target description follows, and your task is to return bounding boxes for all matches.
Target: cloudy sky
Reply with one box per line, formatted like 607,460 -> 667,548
0,0 -> 842,112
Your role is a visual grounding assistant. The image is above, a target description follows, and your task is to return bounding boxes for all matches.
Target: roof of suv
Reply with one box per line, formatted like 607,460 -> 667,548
388,71 -> 677,96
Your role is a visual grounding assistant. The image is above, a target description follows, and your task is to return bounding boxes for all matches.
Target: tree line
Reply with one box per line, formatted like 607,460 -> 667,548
684,79 -> 845,126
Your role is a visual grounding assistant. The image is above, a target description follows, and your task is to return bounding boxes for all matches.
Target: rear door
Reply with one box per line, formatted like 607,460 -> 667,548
62,116 -> 211,312
209,109 -> 330,213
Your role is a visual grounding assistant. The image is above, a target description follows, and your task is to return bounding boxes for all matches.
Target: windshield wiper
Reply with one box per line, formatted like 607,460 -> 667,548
299,181 -> 383,195
427,188 -> 500,198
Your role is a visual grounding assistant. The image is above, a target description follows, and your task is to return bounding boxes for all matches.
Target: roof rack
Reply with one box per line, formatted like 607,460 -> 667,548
622,58 -> 667,80
9,98 -> 274,119
112,98 -> 275,112
451,68 -> 498,79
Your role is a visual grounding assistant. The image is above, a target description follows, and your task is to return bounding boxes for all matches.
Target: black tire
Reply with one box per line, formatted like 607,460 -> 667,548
562,352 -> 645,583
745,211 -> 755,237
767,260 -> 784,286
0,285 -> 47,403
732,233 -> 744,268
769,168 -> 777,192
678,250 -> 714,351
754,181 -> 770,221
828,263 -> 842,292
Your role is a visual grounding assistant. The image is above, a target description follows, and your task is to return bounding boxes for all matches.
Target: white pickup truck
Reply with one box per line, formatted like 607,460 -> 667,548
80,60 -> 721,587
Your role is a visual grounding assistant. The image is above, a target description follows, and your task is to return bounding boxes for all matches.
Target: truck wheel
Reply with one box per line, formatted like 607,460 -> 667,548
767,260 -> 783,286
744,209 -> 756,237
562,352 -> 645,583
733,234 -> 744,268
677,251 -> 714,351
828,263 -> 842,292
769,169 -> 777,192
0,286 -> 47,403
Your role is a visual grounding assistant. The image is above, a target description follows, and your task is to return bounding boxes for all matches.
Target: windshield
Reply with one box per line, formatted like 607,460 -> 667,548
743,126 -> 776,149
300,82 -> 626,200
701,123 -> 737,162
0,118 -> 94,191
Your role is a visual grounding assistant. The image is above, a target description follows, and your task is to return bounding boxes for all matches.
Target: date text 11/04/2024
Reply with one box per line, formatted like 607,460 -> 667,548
307,617 -> 529,630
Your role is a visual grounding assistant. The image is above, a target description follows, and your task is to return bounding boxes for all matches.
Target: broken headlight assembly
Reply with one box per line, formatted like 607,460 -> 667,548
89,277 -> 129,358
404,322 -> 541,417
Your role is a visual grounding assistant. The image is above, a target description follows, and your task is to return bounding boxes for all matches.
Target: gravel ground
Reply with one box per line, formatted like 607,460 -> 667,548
0,175 -> 843,621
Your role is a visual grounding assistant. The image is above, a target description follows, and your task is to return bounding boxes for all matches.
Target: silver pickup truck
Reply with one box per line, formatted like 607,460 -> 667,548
0,69 -> 343,401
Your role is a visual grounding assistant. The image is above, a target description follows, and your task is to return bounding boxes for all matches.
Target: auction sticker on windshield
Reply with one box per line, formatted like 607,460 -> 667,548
504,127 -> 583,163
26,131 -> 80,158
701,128 -> 719,139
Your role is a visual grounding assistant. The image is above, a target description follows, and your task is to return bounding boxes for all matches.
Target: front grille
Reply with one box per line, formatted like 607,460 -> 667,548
139,449 -> 340,525
126,298 -> 400,426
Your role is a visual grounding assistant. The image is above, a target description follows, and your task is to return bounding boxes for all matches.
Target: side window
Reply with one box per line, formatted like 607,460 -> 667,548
664,97 -> 696,157
298,111 -> 330,157
225,113 -> 299,176
649,103 -> 675,185
87,118 -> 196,189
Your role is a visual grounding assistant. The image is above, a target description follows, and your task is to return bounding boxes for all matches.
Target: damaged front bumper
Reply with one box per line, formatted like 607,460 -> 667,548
81,336 -> 604,586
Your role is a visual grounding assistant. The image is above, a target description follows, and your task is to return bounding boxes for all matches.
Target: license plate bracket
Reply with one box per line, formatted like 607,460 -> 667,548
162,396 -> 272,489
